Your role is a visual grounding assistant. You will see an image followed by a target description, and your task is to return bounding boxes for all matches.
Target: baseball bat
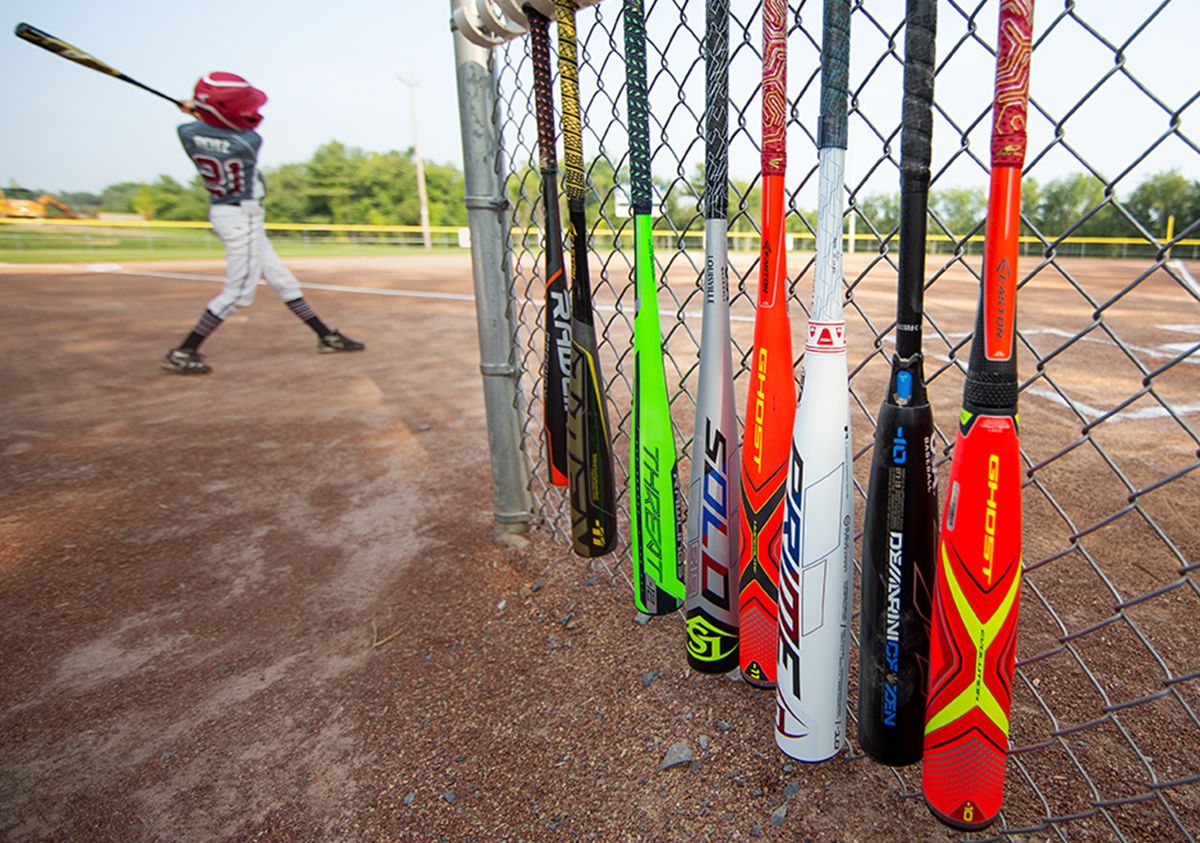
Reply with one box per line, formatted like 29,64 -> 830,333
527,8 -> 572,488
775,0 -> 853,762
737,0 -> 795,688
857,0 -> 939,767
14,23 -> 182,108
557,0 -> 617,557
922,0 -> 1033,830
625,0 -> 685,615
685,0 -> 740,673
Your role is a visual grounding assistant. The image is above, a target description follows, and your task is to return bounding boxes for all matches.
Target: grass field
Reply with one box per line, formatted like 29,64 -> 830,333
0,224 -> 467,263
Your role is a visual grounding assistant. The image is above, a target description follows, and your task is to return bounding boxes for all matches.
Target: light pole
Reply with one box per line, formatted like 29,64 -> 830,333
399,76 -> 433,250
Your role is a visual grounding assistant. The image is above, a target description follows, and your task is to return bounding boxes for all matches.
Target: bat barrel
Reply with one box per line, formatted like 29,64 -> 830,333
14,21 -> 181,108
858,400 -> 937,765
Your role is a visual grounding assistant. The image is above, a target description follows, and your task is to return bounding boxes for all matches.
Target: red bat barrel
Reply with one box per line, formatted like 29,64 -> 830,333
922,0 -> 1033,829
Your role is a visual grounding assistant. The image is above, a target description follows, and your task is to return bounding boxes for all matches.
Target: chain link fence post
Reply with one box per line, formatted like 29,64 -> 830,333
451,2 -> 535,540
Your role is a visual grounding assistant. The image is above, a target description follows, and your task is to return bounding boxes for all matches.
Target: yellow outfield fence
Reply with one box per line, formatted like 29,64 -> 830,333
0,217 -> 474,251
2,217 -> 1198,258
0,217 -> 464,235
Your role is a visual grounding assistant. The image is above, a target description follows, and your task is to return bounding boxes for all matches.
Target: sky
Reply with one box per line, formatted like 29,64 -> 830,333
0,1 -> 465,194
1,1 -> 1197,201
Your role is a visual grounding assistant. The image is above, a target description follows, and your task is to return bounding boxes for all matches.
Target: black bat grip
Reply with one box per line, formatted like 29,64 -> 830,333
895,0 -> 936,361
624,0 -> 652,214
527,9 -> 558,174
899,0 -> 935,196
704,0 -> 729,220
817,0 -> 851,150
964,303 -> 1020,412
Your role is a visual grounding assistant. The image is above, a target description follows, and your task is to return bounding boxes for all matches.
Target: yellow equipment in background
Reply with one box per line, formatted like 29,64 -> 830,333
0,187 -> 78,219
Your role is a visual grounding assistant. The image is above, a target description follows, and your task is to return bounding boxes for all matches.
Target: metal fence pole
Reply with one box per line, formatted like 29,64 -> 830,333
450,4 -> 534,540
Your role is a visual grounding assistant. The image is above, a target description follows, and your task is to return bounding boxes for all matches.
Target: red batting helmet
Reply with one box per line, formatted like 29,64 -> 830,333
193,72 -> 267,131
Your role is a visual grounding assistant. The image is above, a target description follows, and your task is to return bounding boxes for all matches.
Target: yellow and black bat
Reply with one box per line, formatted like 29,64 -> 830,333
14,23 -> 182,108
557,0 -> 617,557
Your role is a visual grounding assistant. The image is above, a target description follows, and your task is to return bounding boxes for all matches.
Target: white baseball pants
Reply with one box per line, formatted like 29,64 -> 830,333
206,199 -> 302,319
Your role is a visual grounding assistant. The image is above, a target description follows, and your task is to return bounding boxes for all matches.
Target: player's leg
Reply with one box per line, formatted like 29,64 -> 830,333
163,203 -> 261,374
255,213 -> 365,353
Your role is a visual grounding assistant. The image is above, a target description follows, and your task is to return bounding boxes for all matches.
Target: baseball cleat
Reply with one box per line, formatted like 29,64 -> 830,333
161,348 -> 212,375
317,331 -> 365,353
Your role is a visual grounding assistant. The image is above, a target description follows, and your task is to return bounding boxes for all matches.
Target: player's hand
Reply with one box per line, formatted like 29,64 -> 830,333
179,98 -> 199,117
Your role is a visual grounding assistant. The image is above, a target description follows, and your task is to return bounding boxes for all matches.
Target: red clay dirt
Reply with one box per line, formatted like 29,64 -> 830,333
0,254 -> 1195,841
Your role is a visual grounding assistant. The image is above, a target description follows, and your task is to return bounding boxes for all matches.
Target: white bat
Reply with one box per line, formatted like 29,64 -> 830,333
775,0 -> 854,763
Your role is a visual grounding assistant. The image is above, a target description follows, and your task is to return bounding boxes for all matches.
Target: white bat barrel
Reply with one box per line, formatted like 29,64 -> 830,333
776,147 -> 854,762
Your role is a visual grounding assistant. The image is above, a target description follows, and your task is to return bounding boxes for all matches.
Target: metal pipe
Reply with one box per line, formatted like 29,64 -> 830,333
450,2 -> 534,539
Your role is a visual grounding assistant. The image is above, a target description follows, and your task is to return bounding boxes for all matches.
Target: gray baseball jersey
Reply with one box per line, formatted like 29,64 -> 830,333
178,121 -> 266,205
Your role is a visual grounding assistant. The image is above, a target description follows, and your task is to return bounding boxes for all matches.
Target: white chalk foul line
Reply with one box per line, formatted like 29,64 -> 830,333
1025,387 -> 1200,423
1169,260 -> 1200,299
89,265 -> 477,302
83,264 -> 748,318
80,265 -> 1197,423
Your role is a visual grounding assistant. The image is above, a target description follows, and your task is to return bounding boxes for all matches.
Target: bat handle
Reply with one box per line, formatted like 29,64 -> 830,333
624,0 -> 652,213
127,76 -> 184,109
528,9 -> 559,173
895,0 -> 936,360
990,0 -> 1033,170
899,0 -> 935,195
703,0 -> 730,219
760,0 -> 787,174
817,0 -> 851,151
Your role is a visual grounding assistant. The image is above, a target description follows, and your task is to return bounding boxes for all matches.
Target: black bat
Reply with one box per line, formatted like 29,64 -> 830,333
858,0 -> 938,767
14,23 -> 182,108
557,0 -> 617,556
526,7 -> 572,488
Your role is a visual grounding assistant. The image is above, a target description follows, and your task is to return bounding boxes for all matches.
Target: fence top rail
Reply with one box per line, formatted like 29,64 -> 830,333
506,221 -> 1200,248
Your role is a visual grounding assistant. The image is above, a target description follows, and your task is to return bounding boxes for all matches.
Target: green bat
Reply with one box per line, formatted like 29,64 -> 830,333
625,0 -> 684,614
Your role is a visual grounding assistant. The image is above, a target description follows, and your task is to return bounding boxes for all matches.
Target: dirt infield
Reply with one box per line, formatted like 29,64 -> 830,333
0,254 -> 1196,841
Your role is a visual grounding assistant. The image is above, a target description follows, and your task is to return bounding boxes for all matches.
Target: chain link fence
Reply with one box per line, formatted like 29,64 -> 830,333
490,1 -> 1199,837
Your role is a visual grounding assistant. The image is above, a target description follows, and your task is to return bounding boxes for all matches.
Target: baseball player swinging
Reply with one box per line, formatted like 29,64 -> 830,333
164,72 -> 364,374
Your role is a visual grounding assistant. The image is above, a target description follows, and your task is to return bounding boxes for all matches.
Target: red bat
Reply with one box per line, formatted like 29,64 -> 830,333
922,0 -> 1034,830
737,0 -> 794,688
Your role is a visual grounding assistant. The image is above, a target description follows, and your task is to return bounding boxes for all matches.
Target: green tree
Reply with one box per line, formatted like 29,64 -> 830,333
133,175 -> 209,221
58,191 -> 100,217
422,158 -> 467,226
930,186 -> 987,241
263,163 -> 312,223
1031,173 -> 1104,238
585,155 -> 625,233
856,192 -> 900,238
99,182 -> 144,214
1125,169 -> 1199,239
305,141 -> 357,223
